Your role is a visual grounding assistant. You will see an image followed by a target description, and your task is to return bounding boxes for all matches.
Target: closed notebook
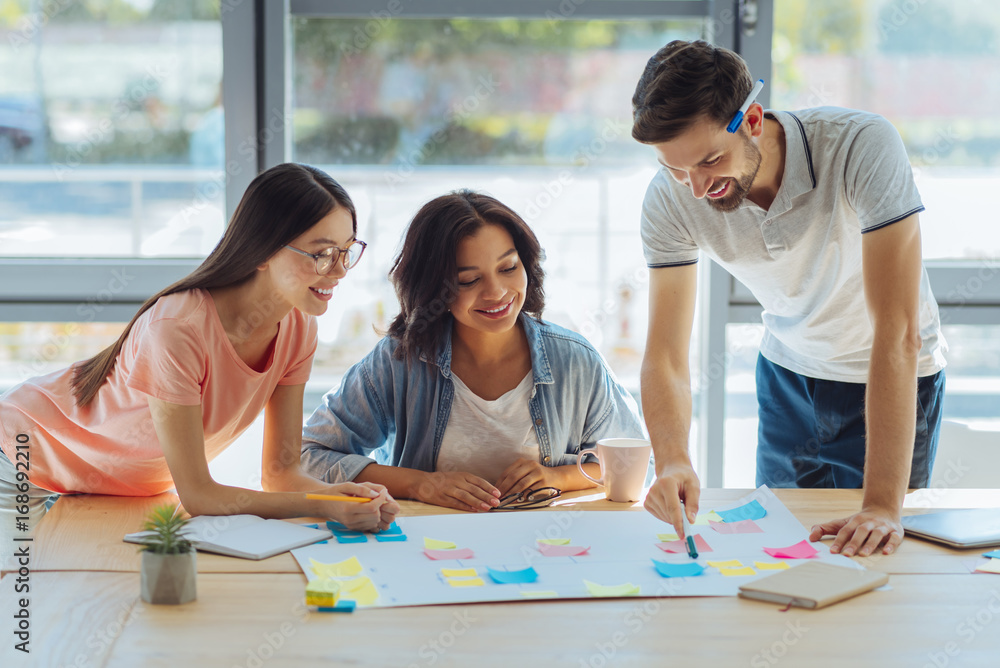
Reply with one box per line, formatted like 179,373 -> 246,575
124,514 -> 332,560
738,561 -> 888,609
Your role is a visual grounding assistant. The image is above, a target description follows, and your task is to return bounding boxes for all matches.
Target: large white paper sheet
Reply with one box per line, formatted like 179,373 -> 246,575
291,486 -> 857,608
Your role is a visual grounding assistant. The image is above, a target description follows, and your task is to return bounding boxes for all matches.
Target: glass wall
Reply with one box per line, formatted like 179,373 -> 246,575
0,1 -> 224,259
289,16 -> 706,384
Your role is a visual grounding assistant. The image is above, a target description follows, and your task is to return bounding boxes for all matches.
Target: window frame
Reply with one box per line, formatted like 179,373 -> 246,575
2,0 -> 996,487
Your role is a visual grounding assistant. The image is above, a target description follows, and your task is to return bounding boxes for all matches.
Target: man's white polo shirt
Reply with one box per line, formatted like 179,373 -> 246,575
640,106 -> 946,383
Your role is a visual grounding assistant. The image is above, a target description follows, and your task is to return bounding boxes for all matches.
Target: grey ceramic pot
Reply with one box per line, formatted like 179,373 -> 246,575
140,551 -> 197,605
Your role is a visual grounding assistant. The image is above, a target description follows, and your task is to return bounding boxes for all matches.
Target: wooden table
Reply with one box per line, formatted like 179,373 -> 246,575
4,489 -> 1000,667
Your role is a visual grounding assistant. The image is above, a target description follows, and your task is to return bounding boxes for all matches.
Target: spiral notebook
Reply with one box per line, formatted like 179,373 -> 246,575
124,514 -> 332,560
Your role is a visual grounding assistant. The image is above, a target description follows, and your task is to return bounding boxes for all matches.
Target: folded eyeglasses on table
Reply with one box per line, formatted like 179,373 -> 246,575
490,487 -> 562,511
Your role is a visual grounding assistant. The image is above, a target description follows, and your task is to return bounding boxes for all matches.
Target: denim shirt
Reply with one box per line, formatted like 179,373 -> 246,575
301,315 -> 645,483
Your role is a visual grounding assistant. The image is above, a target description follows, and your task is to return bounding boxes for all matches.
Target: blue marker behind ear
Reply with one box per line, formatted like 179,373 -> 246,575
726,79 -> 765,133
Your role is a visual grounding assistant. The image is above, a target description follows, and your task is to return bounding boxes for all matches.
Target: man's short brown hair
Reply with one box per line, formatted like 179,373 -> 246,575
632,40 -> 754,144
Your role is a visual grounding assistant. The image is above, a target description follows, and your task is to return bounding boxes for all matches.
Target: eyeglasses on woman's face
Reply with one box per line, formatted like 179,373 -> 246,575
284,239 -> 367,275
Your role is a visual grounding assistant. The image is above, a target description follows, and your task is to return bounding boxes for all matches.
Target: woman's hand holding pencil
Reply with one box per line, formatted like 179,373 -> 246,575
306,482 -> 399,532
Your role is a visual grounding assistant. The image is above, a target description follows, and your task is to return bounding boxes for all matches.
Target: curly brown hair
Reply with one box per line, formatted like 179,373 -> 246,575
387,190 -> 545,361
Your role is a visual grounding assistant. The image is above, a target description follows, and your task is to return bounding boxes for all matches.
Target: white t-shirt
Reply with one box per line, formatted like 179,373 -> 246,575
640,107 -> 947,382
435,372 -> 540,484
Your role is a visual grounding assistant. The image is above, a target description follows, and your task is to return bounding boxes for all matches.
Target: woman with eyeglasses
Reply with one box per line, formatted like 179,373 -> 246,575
0,164 -> 399,543
300,190 -> 645,513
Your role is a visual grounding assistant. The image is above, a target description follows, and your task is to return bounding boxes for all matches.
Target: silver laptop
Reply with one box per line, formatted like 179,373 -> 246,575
902,508 -> 1000,549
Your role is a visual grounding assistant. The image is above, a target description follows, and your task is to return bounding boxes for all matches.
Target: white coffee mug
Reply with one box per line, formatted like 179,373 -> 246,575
576,438 -> 652,502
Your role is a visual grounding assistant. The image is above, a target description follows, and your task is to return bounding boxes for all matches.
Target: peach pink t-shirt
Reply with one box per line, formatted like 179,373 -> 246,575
0,289 -> 317,495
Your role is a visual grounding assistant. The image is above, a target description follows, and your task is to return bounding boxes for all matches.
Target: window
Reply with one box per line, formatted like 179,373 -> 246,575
285,11 -> 708,389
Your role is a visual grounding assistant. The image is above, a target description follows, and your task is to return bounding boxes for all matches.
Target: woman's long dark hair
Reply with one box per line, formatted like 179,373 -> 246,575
387,190 -> 545,361
71,163 -> 356,407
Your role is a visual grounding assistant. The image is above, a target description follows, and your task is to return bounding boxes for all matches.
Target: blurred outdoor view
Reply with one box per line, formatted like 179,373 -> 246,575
0,1 -> 996,488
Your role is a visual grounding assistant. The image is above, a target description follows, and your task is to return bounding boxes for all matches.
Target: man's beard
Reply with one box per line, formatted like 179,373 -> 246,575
706,133 -> 762,213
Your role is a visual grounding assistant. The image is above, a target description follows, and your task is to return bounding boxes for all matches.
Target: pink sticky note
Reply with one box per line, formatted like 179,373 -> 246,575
709,519 -> 763,535
656,534 -> 713,554
538,544 -> 590,557
423,548 -> 475,560
763,540 -> 819,559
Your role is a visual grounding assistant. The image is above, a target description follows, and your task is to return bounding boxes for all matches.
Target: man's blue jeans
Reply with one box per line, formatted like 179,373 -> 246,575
755,354 -> 945,489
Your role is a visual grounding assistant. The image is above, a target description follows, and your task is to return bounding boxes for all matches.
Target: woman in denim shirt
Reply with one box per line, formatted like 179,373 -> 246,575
301,191 -> 645,512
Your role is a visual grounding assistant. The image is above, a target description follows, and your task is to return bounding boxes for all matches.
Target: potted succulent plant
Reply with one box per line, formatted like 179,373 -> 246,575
137,504 -> 197,605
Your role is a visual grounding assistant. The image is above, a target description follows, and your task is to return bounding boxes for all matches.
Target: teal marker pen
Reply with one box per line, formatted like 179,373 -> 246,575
681,501 -> 698,559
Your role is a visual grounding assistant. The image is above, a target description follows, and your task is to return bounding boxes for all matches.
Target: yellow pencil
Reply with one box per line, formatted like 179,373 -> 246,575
305,493 -> 373,504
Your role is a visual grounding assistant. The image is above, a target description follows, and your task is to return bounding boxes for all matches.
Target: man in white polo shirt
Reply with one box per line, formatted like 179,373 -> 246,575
633,40 -> 946,557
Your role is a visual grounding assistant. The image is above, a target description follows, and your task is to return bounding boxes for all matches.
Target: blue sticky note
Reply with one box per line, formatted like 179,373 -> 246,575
302,523 -> 320,530
315,540 -> 329,545
317,600 -> 356,613
326,520 -> 350,532
486,566 -> 539,584
652,560 -> 705,578
336,534 -> 368,544
983,550 -> 1000,559
716,499 -> 767,523
379,522 -> 403,536
375,533 -> 408,542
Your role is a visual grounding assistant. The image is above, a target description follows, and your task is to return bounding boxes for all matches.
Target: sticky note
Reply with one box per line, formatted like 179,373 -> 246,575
716,500 -> 767,523
424,548 -> 475,560
305,578 -> 340,607
656,534 -> 713,554
709,519 -> 763,535
302,523 -> 320,530
974,559 -> 1000,575
317,600 -> 356,613
719,566 -> 756,577
338,575 -> 379,606
707,559 -> 744,569
538,544 -> 590,557
447,577 -> 485,587
755,560 -> 790,570
584,580 -> 640,597
424,537 -> 457,550
983,550 -> 1000,560
336,534 -> 368,544
374,533 -> 408,542
378,522 -> 403,536
763,540 -> 819,559
487,566 -> 539,584
310,556 -> 363,579
537,538 -> 571,546
651,560 -> 704,578
693,511 -> 723,525
657,533 -> 679,542
326,520 -> 350,532
441,568 -> 478,578
520,590 -> 558,598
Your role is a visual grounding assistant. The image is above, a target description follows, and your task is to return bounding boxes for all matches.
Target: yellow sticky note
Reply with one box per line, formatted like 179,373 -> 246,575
425,537 -> 457,550
537,538 -> 571,546
708,560 -> 744,569
441,568 -> 477,578
338,575 -> 379,606
584,580 -> 641,597
975,559 -> 1000,575
657,533 -> 679,542
305,578 -> 340,607
693,511 -> 722,525
755,561 -> 791,570
719,566 -> 756,577
520,590 -> 559,598
447,577 -> 485,588
310,556 -> 362,579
